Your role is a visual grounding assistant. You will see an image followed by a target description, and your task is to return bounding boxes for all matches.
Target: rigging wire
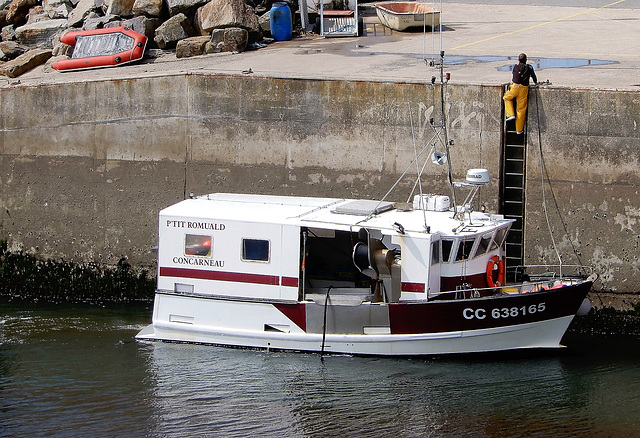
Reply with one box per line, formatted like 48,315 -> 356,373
363,120 -> 445,223
441,69 -> 456,212
424,0 -> 442,80
409,102 -> 429,229
370,1 -> 453,223
406,143 -> 437,202
534,87 -> 585,276
534,87 -> 601,304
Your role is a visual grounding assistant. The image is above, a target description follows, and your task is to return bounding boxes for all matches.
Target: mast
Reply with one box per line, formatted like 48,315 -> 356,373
434,49 -> 457,214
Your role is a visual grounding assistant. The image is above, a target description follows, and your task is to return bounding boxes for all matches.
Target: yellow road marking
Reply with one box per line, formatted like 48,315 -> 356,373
450,0 -> 630,51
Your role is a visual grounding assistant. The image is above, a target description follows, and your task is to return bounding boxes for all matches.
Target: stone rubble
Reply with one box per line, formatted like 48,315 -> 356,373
0,45 -> 50,76
0,0 -> 303,76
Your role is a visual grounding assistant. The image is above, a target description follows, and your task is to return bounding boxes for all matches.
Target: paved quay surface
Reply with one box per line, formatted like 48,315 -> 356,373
6,0 -> 640,90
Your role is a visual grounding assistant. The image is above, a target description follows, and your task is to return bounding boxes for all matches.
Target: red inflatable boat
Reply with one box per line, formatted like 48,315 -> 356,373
53,26 -> 147,71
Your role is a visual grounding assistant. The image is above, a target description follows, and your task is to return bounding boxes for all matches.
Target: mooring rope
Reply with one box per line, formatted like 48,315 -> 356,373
533,87 -> 586,276
320,286 -> 333,359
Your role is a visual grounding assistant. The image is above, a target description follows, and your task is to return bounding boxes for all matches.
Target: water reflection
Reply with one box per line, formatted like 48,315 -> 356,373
436,55 -> 616,70
320,43 -> 617,71
145,339 -> 640,437
0,306 -> 157,437
145,342 -> 303,436
1,305 -> 639,437
496,56 -> 616,71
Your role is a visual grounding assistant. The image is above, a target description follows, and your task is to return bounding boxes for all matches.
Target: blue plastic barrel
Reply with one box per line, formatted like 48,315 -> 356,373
270,2 -> 292,41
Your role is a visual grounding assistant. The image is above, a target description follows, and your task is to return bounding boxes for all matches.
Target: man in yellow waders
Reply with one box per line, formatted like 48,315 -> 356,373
503,53 -> 538,134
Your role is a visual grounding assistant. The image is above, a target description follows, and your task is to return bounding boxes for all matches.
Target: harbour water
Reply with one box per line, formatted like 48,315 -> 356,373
1,303 -> 639,437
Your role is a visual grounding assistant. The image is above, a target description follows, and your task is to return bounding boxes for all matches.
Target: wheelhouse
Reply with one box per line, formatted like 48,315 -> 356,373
156,194 -> 512,305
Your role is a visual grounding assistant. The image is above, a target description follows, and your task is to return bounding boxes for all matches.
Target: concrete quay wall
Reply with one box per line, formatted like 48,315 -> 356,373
1,73 -> 638,292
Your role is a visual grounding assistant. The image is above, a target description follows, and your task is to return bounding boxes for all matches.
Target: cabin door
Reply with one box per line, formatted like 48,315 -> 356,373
427,234 -> 441,295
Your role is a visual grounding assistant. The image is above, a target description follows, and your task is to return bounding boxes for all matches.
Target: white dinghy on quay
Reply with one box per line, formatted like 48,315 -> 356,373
136,53 -> 594,357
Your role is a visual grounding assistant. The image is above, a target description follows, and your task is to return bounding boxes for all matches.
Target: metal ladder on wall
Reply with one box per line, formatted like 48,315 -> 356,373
500,85 -> 528,281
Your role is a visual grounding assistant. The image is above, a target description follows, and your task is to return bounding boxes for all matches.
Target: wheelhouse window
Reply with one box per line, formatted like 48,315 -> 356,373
455,238 -> 475,262
474,232 -> 493,258
494,227 -> 508,249
185,234 -> 212,257
242,238 -> 270,262
441,239 -> 453,263
431,241 -> 440,265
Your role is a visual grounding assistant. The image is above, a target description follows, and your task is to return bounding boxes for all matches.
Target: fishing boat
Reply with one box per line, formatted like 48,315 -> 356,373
53,26 -> 147,71
375,1 -> 440,31
136,52 -> 594,356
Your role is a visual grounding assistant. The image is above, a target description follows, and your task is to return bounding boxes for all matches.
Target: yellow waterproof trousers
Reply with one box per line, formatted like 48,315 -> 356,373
503,83 -> 529,133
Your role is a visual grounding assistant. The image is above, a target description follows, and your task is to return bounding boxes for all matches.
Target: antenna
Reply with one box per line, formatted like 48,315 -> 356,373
368,6 -> 456,226
433,49 -> 458,215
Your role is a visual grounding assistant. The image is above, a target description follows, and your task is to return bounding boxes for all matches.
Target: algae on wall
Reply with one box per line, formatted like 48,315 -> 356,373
0,241 -> 155,304
1,75 -> 639,292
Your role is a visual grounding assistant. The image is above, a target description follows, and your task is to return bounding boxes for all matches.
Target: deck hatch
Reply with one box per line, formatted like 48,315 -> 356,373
333,200 -> 394,215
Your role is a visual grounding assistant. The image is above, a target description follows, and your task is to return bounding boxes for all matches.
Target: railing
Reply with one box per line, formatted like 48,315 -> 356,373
508,264 -> 592,283
429,275 -> 590,302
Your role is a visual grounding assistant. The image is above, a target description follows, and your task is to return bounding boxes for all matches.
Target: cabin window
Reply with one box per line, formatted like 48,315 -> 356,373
494,227 -> 508,249
474,232 -> 493,257
455,238 -> 475,262
441,239 -> 453,263
184,234 -> 212,257
242,238 -> 270,262
431,241 -> 440,266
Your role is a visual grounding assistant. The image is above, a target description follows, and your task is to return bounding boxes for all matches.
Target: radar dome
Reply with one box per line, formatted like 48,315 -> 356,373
466,169 -> 489,185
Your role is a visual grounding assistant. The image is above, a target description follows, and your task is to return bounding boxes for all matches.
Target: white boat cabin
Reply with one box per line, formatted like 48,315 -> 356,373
157,193 -> 513,304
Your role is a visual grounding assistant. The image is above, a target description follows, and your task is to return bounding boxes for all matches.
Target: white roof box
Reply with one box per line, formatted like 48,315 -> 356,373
413,194 -> 450,211
466,169 -> 490,185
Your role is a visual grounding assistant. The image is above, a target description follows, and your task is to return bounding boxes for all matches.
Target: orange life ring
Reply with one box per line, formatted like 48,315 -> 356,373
486,255 -> 505,288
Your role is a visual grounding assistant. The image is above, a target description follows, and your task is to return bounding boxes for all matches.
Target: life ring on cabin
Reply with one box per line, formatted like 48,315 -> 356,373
486,255 -> 505,288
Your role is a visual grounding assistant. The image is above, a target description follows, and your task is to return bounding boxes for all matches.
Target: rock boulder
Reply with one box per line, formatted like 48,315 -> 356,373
154,12 -> 193,49
15,18 -> 68,47
43,0 -> 73,19
175,35 -> 208,58
164,0 -> 208,17
205,27 -> 247,53
26,5 -> 49,24
194,0 -> 259,35
2,24 -> 17,41
67,0 -> 100,27
131,0 -> 162,18
0,47 -> 51,77
0,9 -> 8,29
6,0 -> 40,25
82,13 -> 119,29
122,15 -> 160,45
106,0 -> 135,17
0,40 -> 29,60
